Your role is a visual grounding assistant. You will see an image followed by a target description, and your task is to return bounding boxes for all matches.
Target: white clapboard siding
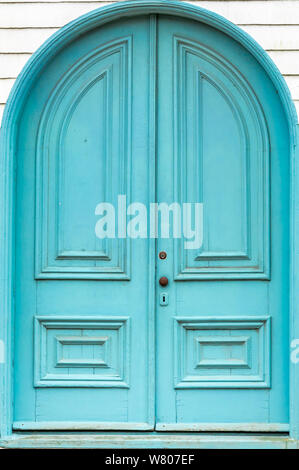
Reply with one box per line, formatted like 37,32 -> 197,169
1,2 -> 299,28
0,29 -> 59,54
1,25 -> 299,55
190,1 -> 299,24
284,76 -> 299,101
0,104 -> 4,122
0,3 -> 112,28
241,25 -> 299,51
268,51 -> 299,75
0,79 -> 15,104
0,54 -> 31,78
0,0 -> 144,1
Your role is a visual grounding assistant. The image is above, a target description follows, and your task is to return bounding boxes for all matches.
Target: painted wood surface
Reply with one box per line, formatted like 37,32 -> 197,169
10,7 -> 288,430
2,433 -> 298,449
155,12 -> 289,428
13,14 -> 155,429
1,0 -> 298,448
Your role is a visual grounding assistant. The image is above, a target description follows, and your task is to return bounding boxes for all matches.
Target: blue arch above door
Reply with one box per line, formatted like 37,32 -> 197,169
2,0 -> 297,141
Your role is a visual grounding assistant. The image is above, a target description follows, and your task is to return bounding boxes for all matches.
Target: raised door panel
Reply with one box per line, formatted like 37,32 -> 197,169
174,316 -> 270,389
174,37 -> 269,280
34,316 -> 130,388
35,39 -> 131,279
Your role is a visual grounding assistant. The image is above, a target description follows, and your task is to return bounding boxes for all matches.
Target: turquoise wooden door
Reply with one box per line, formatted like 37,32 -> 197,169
14,15 -> 155,430
155,16 -> 289,431
13,12 -> 289,432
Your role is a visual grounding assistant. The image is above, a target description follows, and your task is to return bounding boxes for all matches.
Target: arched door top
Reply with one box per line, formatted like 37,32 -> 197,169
1,0 -> 297,144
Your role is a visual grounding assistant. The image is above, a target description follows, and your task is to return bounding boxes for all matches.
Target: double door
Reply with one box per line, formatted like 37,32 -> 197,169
14,14 -> 289,431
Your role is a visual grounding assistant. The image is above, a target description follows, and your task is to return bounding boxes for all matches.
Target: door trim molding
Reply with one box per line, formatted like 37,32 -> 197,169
155,423 -> 289,433
12,422 -> 154,431
12,421 -> 289,433
1,0 -> 298,443
1,432 -> 297,449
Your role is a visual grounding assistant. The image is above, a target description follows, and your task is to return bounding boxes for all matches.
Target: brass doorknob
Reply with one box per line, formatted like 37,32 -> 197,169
159,276 -> 169,287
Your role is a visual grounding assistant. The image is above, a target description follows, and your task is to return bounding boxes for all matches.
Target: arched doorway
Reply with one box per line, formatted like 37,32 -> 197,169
1,1 -> 298,447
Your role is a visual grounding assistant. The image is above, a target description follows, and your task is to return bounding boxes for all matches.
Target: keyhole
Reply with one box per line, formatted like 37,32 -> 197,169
160,292 -> 169,306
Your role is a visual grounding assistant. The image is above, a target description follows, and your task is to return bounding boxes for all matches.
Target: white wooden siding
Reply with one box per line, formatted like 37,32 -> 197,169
0,0 -> 299,123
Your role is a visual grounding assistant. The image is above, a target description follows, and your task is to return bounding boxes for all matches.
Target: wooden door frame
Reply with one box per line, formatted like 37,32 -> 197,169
1,0 -> 298,448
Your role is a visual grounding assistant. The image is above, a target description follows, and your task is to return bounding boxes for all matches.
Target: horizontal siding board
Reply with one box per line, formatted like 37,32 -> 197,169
0,79 -> 15,103
0,0 -> 110,2
0,3 -> 112,28
241,25 -> 299,50
191,1 -> 299,25
0,0 -> 225,1
0,2 -> 299,28
0,54 -> 31,78
0,79 -> 15,105
0,29 -> 58,53
0,104 -> 4,124
0,0 -> 297,5
1,25 -> 299,54
284,76 -> 299,100
268,51 -> 299,75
